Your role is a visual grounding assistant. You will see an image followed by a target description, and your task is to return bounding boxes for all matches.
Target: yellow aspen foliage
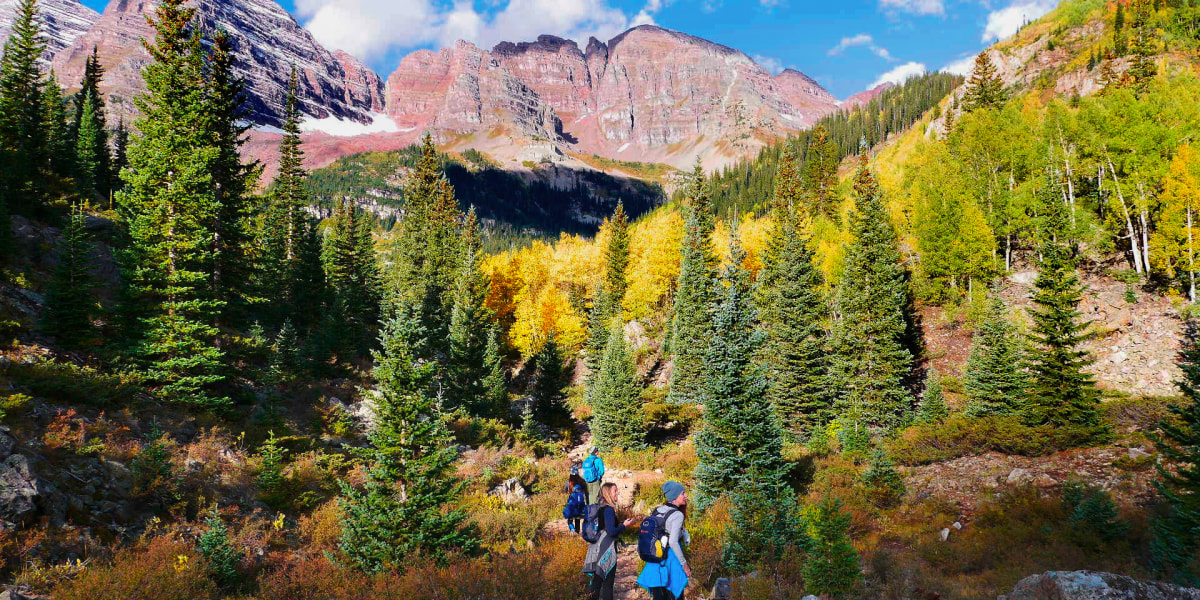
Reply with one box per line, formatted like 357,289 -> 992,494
482,252 -> 520,333
510,282 -> 587,358
1152,144 -> 1200,301
713,213 -> 772,275
624,208 -> 685,320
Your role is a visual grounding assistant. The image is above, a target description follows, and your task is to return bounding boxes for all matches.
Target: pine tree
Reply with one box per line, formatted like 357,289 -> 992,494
694,229 -> 787,509
0,0 -> 48,216
916,367 -> 948,424
800,126 -> 840,219
262,67 -> 311,323
585,202 -> 630,387
118,0 -> 226,408
723,469 -> 799,574
1127,0 -> 1159,95
339,306 -> 478,572
481,325 -> 509,418
668,164 -> 718,404
962,51 -> 1006,113
860,448 -> 906,507
323,198 -> 381,354
1114,3 -> 1128,56
530,333 -> 572,426
42,72 -> 74,180
111,118 -> 128,185
802,497 -> 861,599
72,48 -> 112,200
267,320 -> 300,383
1025,179 -> 1101,435
198,511 -> 241,589
1150,319 -> 1200,583
447,208 -> 496,415
43,204 -> 96,346
590,324 -> 644,450
964,296 -> 1029,416
256,430 -> 289,508
828,154 -> 914,427
759,144 -> 829,436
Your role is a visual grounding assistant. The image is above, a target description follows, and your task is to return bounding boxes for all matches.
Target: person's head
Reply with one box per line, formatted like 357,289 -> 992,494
662,480 -> 687,507
600,482 -> 620,506
590,447 -> 600,456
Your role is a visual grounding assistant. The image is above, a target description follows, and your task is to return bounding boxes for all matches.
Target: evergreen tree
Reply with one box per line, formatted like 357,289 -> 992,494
42,72 -> 74,180
861,448 -> 906,507
338,306 -> 477,572
111,118 -> 128,186
1114,2 -> 1129,56
1025,180 -> 1101,435
1128,0 -> 1159,95
585,202 -> 630,387
802,497 -> 861,599
0,0 -> 48,216
323,198 -> 381,353
693,229 -> 787,509
964,296 -> 1029,416
962,51 -> 1006,113
72,48 -> 112,200
118,0 -> 226,408
256,430 -> 289,508
43,204 -> 96,346
828,154 -> 914,427
262,67 -> 311,323
447,208 -> 495,415
1150,319 -> 1200,583
529,333 -> 572,426
668,164 -> 718,404
916,367 -> 948,424
198,512 -> 241,589
800,126 -> 840,219
723,469 -> 799,574
590,324 -> 644,450
481,325 -> 509,418
267,320 -> 300,383
759,144 -> 829,436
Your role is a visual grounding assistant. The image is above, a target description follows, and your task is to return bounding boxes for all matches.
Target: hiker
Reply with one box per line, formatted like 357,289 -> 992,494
563,475 -> 587,534
637,481 -> 691,600
582,447 -> 606,504
565,463 -> 587,494
582,482 -> 634,600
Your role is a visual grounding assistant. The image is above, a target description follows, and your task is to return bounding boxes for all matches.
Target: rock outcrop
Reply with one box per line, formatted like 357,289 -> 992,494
843,82 -> 893,110
0,0 -> 98,61
51,0 -> 384,127
999,571 -> 1200,600
0,448 -> 42,527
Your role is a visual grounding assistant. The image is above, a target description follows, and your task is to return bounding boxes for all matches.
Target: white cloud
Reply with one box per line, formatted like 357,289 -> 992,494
941,54 -> 976,76
879,0 -> 944,17
828,33 -> 897,61
753,54 -> 785,75
869,61 -> 926,89
297,0 -> 670,60
981,0 -> 1056,42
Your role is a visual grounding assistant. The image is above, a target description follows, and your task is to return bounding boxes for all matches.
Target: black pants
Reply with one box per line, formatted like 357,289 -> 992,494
588,568 -> 616,600
569,517 -> 583,533
650,588 -> 682,600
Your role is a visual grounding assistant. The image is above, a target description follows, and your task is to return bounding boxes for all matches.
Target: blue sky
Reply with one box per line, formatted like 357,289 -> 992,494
78,0 -> 1059,99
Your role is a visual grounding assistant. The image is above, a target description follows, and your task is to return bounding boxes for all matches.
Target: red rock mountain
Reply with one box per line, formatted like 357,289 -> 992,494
0,0 -> 98,61
842,82 -> 894,110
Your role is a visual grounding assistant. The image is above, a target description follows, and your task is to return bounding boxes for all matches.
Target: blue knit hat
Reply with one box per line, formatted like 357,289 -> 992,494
662,480 -> 685,502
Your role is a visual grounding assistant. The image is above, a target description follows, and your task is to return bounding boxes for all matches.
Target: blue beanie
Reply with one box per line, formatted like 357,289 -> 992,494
662,480 -> 685,502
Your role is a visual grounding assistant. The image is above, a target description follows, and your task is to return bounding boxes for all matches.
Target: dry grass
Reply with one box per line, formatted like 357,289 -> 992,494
52,536 -> 218,600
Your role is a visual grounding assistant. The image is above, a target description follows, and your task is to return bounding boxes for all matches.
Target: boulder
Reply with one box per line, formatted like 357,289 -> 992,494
999,571 -> 1200,600
710,577 -> 732,600
0,432 -> 14,461
489,477 -> 530,504
1007,468 -> 1030,484
0,455 -> 41,526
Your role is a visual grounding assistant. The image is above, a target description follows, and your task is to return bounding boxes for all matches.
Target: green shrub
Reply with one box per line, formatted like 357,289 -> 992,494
257,431 -> 291,509
0,393 -> 30,422
131,430 -> 179,507
5,359 -> 143,407
837,421 -> 871,462
860,449 -> 906,507
888,414 -> 1095,466
801,497 -> 860,599
1061,481 -> 1128,543
198,512 -> 241,589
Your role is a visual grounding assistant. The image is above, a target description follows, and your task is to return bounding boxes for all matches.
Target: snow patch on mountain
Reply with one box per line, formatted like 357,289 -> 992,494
299,113 -> 401,136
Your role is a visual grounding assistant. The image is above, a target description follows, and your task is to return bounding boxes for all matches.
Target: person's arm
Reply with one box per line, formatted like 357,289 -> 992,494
665,510 -> 688,568
603,506 -> 626,536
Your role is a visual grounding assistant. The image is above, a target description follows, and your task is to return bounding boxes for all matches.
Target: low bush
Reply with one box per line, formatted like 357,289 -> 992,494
53,536 -> 218,600
888,415 -> 1095,465
5,358 -> 143,407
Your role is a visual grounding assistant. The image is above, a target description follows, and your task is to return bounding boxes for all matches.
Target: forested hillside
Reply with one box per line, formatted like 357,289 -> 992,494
0,0 -> 1199,599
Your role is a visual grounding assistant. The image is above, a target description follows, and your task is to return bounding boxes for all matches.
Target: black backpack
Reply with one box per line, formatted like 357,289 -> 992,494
581,504 -> 604,543
636,505 -> 679,564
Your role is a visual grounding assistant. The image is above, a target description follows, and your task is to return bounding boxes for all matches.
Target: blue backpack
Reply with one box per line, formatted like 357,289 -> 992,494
563,488 -> 586,520
582,455 -> 604,483
581,504 -> 605,543
636,505 -> 679,564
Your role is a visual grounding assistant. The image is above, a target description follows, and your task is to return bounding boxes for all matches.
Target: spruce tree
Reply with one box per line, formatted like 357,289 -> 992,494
916,367 -> 948,424
964,296 -> 1029,416
323,198 -> 381,354
111,118 -> 128,186
42,72 -> 74,180
447,208 -> 495,415
800,126 -> 840,219
693,229 -> 787,509
590,324 -> 644,451
198,512 -> 241,589
267,320 -> 300,383
668,164 -> 718,404
1025,180 -> 1101,435
759,144 -> 829,436
1150,319 -> 1200,583
529,333 -> 572,426
802,497 -> 861,599
118,0 -> 226,408
962,51 -> 1006,113
481,325 -> 509,418
585,202 -> 630,387
339,306 -> 477,572
1127,0 -> 1158,95
828,154 -> 914,427
861,448 -> 906,507
43,204 -> 96,346
723,468 -> 799,574
262,67 -> 310,323
72,48 -> 111,200
1114,2 -> 1128,56
0,0 -> 48,216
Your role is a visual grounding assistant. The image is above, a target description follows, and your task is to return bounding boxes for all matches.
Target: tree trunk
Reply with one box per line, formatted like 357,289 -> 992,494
1189,207 -> 1196,303
1108,158 -> 1144,276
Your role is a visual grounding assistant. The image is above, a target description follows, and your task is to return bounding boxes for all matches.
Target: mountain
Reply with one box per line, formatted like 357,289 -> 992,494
50,0 -> 384,127
384,26 -> 841,170
842,82 -> 893,110
0,0 -> 98,60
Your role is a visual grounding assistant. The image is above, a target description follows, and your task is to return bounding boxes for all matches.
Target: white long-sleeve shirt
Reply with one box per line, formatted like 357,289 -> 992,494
657,504 -> 690,568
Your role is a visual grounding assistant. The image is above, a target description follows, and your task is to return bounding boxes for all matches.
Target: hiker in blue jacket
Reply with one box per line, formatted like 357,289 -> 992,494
637,480 -> 691,600
582,446 -> 606,504
582,482 -> 634,600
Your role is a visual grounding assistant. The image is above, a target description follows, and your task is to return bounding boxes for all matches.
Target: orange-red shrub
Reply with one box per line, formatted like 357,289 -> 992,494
53,536 -> 217,600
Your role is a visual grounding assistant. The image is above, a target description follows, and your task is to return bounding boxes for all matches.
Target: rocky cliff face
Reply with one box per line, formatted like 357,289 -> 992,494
0,0 -> 98,61
842,82 -> 893,110
385,25 -> 841,169
50,0 -> 384,126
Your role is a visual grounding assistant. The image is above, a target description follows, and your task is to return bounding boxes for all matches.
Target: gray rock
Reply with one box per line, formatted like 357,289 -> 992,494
1128,447 -> 1150,460
489,477 -> 529,504
952,521 -> 963,530
802,596 -> 820,600
0,455 -> 41,526
940,527 -> 951,541
999,571 -> 1200,600
0,432 -> 14,461
1007,468 -> 1030,484
711,577 -> 732,600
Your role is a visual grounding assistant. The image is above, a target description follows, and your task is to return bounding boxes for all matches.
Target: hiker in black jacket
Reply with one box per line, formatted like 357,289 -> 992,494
584,482 -> 634,600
